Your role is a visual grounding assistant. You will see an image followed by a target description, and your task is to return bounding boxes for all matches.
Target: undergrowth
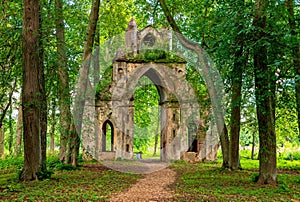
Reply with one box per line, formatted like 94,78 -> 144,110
172,158 -> 300,201
1,156 -> 300,201
0,156 -> 141,201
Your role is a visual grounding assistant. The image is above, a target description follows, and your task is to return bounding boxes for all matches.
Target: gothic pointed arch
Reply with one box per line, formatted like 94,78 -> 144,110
102,120 -> 114,152
94,18 -> 219,162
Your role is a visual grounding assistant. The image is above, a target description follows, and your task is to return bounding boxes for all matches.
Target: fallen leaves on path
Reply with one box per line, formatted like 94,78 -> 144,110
110,168 -> 176,202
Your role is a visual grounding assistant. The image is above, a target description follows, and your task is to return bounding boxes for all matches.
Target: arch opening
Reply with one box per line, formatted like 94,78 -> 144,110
102,120 -> 114,152
133,74 -> 161,159
92,19 -> 220,164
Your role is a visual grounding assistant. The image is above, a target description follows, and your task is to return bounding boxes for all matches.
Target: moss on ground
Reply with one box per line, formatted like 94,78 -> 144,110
1,157 -> 300,201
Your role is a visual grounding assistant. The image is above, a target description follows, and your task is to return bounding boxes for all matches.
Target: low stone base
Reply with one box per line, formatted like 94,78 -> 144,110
181,152 -> 199,163
98,151 -> 116,161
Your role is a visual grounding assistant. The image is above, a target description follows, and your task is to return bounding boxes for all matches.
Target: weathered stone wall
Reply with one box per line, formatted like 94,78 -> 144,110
94,19 -> 219,162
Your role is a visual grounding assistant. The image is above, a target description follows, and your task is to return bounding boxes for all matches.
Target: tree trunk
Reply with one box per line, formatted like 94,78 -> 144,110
49,99 -> 56,154
0,126 -> 4,158
229,0 -> 244,170
50,124 -> 55,154
20,0 -> 43,181
73,0 -> 100,141
39,8 -> 47,171
55,0 -> 72,164
286,0 -> 300,138
153,107 -> 160,156
8,104 -> 13,153
158,0 -> 230,167
15,106 -> 23,156
229,52 -> 243,169
251,129 -> 256,160
253,0 -> 277,184
0,79 -> 17,157
70,122 -> 80,166
0,78 -> 16,131
94,30 -> 100,87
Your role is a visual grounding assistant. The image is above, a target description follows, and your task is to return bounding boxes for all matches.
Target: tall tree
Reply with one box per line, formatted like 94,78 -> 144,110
8,103 -> 14,153
229,0 -> 245,170
39,1 -> 47,171
286,0 -> 300,138
0,79 -> 16,130
49,99 -> 56,154
0,126 -> 4,158
55,0 -> 72,164
21,0 -> 46,180
73,0 -> 100,155
153,107 -> 160,156
158,0 -> 230,167
253,0 -> 277,184
15,105 -> 23,156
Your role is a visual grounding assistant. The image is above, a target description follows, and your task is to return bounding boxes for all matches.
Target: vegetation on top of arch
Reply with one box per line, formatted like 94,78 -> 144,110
95,66 -> 113,100
122,49 -> 186,64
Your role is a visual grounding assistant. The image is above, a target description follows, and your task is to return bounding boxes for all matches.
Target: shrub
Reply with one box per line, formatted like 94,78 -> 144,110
276,184 -> 291,193
295,176 -> 300,184
0,156 -> 23,170
251,173 -> 259,182
283,152 -> 300,161
37,169 -> 54,180
55,163 -> 77,171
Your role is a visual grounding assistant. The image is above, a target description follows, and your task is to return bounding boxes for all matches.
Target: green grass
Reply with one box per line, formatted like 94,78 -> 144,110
1,157 -> 300,201
0,159 -> 141,201
171,159 -> 300,201
141,152 -> 160,159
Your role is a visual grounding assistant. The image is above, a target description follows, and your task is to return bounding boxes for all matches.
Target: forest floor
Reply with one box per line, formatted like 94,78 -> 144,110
102,158 -> 170,174
110,168 -> 176,201
0,157 -> 300,201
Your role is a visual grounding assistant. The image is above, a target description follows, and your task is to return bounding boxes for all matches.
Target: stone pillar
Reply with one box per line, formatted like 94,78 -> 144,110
125,18 -> 137,56
160,100 -> 180,161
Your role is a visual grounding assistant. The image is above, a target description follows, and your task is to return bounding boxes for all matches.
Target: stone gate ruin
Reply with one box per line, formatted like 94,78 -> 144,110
94,18 -> 218,162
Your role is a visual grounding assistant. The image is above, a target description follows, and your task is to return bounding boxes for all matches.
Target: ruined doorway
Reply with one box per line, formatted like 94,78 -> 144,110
102,120 -> 114,152
133,75 -> 161,159
94,18 -> 219,162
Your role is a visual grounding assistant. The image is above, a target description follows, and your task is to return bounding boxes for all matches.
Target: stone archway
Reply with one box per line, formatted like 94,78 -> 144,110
96,59 -> 199,161
102,120 -> 114,152
94,18 -> 218,162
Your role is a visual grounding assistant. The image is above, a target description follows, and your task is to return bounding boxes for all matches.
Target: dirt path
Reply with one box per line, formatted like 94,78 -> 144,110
103,159 -> 170,174
110,168 -> 176,202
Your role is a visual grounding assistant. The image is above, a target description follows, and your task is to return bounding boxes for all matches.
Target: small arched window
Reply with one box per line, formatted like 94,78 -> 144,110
102,120 -> 114,152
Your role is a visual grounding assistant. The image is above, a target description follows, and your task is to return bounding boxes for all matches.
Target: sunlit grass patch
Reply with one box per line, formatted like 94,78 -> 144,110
172,158 -> 300,201
0,160 -> 141,201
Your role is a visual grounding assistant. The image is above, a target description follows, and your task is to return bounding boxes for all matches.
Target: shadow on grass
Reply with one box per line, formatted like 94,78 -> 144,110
171,159 -> 300,201
0,162 -> 141,201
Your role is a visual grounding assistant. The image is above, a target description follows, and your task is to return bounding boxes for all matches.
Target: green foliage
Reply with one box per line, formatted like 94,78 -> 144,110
133,76 -> 160,154
251,173 -> 259,182
127,49 -> 186,63
277,175 -> 292,193
46,155 -> 77,171
186,63 -> 211,131
0,156 -> 23,170
283,152 -> 300,161
295,176 -> 300,184
96,66 -> 113,100
46,155 -> 61,169
100,0 -> 135,40
276,183 -> 291,193
37,169 -> 54,180
277,159 -> 300,171
54,163 -> 77,171
239,149 -> 258,159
